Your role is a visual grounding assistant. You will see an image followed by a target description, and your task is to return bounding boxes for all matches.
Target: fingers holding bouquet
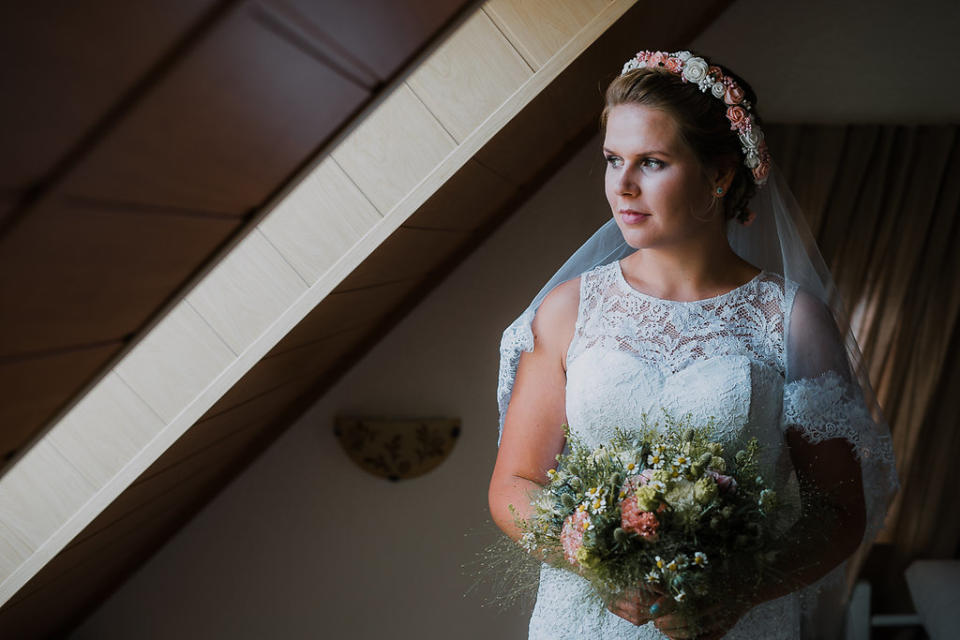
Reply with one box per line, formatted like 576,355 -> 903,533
650,591 -> 754,639
606,582 -> 666,626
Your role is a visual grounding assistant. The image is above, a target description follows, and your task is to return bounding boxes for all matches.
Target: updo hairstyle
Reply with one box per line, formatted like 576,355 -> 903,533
600,59 -> 763,224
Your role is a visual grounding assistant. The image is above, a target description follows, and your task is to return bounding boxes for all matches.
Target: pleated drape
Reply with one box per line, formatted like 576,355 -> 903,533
766,124 -> 960,578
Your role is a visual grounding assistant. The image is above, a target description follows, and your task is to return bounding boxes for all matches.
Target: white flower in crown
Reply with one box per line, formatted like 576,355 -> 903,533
711,81 -> 726,99
739,128 -> 764,150
682,56 -> 709,84
675,50 -> 693,61
745,150 -> 761,169
621,57 -> 641,74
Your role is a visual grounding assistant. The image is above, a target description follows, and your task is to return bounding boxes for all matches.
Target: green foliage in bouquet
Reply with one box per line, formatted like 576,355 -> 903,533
512,411 -> 781,623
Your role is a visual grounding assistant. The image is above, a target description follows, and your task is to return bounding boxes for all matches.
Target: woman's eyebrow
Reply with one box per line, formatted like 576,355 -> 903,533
602,146 -> 672,157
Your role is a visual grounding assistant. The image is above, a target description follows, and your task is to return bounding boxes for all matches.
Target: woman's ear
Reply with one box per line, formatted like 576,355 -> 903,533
712,161 -> 736,195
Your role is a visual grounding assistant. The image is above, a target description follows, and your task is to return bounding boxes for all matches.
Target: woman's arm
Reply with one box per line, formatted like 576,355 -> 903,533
751,430 -> 866,603
488,278 -> 579,544
751,287 -> 867,601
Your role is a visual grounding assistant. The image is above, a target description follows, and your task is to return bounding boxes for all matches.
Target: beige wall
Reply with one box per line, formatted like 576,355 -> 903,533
70,132 -> 611,639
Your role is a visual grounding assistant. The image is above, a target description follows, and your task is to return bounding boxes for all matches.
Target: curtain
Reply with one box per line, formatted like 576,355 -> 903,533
765,124 -> 960,593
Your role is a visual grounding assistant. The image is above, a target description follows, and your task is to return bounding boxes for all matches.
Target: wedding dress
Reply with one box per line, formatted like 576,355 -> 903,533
526,259 -> 861,639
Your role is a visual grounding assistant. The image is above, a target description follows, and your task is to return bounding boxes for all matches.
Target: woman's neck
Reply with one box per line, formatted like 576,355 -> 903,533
620,236 -> 759,301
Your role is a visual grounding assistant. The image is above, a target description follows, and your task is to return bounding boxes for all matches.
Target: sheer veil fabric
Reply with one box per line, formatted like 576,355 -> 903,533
496,162 -> 900,639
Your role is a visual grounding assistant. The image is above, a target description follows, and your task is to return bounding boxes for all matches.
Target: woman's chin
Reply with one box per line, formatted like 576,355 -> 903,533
617,228 -> 657,250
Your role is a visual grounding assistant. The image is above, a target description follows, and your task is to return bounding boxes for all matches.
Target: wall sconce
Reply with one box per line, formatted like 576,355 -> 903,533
334,416 -> 460,481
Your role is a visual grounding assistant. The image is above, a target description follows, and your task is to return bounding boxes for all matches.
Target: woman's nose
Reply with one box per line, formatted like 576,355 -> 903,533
617,169 -> 638,195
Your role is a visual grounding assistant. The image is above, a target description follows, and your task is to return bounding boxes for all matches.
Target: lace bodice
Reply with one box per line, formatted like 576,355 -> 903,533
530,262 -> 804,640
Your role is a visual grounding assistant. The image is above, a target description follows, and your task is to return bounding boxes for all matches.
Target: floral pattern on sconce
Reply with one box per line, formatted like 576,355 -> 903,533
334,416 -> 460,481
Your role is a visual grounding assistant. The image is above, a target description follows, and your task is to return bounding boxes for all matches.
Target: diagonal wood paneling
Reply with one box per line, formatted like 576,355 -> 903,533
57,3 -> 369,215
0,344 -> 126,466
275,0 -> 469,82
0,0 -> 473,479
0,202 -> 242,357
484,0 -> 611,71
406,8 -> 534,143
0,0 -> 222,190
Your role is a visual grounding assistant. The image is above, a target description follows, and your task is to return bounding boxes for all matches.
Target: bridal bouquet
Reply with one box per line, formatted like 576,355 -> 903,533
511,412 -> 781,623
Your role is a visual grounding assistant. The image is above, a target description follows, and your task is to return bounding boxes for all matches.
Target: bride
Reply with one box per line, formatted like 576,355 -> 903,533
487,50 -> 898,639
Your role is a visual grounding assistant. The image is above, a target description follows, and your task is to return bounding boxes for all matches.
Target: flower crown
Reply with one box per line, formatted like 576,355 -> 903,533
620,50 -> 770,186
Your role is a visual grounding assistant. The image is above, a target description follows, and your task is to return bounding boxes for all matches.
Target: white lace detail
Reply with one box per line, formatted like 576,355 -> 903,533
783,370 -> 899,542
784,371 -> 883,456
497,307 -> 535,444
568,262 -> 785,376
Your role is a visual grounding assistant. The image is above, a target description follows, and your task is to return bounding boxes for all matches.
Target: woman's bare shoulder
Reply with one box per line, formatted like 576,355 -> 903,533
530,276 -> 581,364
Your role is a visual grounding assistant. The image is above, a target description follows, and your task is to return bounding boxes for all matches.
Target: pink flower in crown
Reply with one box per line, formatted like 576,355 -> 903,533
648,51 -> 667,67
707,65 -> 723,79
724,84 -> 746,106
752,141 -> 771,183
726,105 -> 749,132
560,510 -> 589,565
665,56 -> 683,73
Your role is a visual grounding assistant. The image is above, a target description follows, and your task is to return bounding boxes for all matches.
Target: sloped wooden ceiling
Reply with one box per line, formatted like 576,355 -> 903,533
0,0 -> 731,636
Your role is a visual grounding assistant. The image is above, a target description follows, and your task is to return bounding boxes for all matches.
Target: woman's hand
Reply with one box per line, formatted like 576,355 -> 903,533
606,584 -> 666,627
650,595 -> 754,639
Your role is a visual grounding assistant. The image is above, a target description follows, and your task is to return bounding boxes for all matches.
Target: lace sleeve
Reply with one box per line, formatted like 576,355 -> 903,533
782,284 -> 899,543
497,307 -> 536,446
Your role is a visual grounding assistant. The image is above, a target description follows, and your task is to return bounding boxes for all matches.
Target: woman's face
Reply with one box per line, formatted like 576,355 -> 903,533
603,103 -> 719,250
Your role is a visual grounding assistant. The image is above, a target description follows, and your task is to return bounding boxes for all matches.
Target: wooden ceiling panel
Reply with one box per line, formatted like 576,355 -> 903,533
403,158 -> 515,231
142,381 -> 306,482
271,0 -> 473,82
337,226 -> 472,290
484,0 -> 611,70
0,201 -> 241,356
0,343 -> 123,465
65,447 -> 249,561
58,5 -> 369,214
257,156 -> 383,286
406,9 -> 532,143
271,279 -> 421,354
331,84 -> 457,215
215,325 -> 373,414
0,0 -> 220,189
473,52 -> 607,186
0,460 -> 235,638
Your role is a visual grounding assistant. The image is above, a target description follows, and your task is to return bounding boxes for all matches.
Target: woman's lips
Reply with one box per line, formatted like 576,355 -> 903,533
620,210 -> 651,224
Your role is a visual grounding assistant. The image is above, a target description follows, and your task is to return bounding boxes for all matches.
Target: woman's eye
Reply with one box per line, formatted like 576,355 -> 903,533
604,156 -> 663,170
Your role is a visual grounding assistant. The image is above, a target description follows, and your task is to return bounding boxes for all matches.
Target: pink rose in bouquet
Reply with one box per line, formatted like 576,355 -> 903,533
560,510 -> 590,565
707,469 -> 738,494
620,496 -> 660,542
